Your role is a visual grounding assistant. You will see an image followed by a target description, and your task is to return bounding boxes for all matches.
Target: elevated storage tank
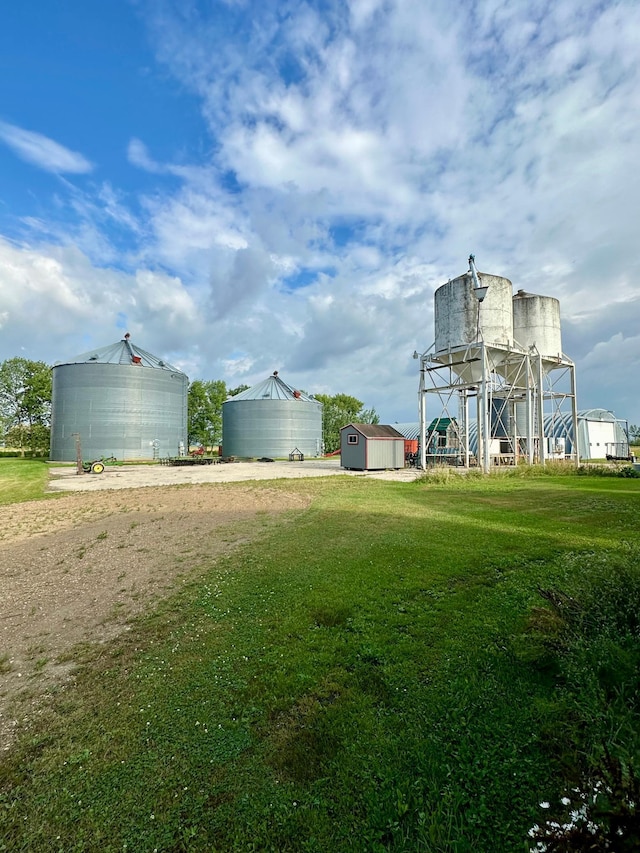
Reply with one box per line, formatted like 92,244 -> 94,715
512,290 -> 563,364
50,335 -> 188,461
433,270 -> 514,381
222,372 -> 323,458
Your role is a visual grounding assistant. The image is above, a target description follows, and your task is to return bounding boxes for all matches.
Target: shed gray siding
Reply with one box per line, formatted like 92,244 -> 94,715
340,426 -> 367,469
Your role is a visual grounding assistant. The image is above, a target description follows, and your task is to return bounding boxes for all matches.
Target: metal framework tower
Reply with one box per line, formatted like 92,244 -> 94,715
415,257 -> 579,473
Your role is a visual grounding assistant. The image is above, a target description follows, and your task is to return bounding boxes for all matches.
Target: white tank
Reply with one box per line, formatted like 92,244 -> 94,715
433,271 -> 514,382
512,290 -> 562,363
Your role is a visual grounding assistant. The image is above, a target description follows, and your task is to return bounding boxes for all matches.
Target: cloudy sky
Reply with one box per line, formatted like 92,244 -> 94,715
1,0 -> 639,425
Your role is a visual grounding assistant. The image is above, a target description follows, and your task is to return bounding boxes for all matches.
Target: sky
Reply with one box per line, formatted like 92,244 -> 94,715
0,0 -> 639,427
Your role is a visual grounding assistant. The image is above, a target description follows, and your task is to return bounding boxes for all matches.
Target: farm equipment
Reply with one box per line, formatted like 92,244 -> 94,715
163,456 -> 218,466
72,433 -> 115,474
82,460 -> 106,474
156,446 -> 220,465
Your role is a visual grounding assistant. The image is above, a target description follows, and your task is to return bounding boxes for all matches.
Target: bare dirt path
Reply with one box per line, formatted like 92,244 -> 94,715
47,458 -> 420,491
0,483 -> 310,752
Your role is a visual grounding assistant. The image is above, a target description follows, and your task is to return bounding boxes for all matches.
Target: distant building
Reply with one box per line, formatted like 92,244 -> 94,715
395,409 -> 631,463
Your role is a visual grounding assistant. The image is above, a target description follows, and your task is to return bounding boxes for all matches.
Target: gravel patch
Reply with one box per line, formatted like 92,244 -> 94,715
48,458 -> 421,491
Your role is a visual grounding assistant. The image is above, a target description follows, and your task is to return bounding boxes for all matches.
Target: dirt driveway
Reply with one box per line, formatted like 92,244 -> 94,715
1,461 -> 420,753
0,481 -> 313,753
47,457 -> 420,491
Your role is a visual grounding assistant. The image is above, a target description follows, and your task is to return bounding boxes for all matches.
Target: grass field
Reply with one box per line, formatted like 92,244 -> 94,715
0,458 -> 55,505
1,467 -> 640,851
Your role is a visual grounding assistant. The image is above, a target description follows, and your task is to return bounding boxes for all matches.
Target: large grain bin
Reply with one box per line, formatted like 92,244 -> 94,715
222,372 -> 322,458
50,335 -> 188,461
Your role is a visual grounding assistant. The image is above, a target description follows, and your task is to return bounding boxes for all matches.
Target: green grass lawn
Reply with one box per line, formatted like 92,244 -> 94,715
0,458 -> 56,505
1,471 -> 640,851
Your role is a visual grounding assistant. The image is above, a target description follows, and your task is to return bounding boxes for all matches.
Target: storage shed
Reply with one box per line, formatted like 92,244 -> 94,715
340,424 -> 405,470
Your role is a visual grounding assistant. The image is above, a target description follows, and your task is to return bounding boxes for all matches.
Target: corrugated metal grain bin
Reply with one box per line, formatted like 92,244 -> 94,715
222,372 -> 322,458
340,424 -> 405,470
50,335 -> 188,461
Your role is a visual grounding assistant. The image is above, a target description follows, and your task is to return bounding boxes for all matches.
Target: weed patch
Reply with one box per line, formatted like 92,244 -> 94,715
517,548 -> 640,849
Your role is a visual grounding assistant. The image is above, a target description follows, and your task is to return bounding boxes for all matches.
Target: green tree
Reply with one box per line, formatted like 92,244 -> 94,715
359,407 -> 380,426
0,358 -> 52,450
314,393 -> 380,452
188,379 -> 227,448
5,423 -> 50,452
228,384 -> 250,397
629,424 -> 640,445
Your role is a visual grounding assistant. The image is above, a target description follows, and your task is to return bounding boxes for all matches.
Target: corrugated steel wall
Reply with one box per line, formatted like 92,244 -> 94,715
222,399 -> 322,458
50,363 -> 188,461
366,439 -> 405,469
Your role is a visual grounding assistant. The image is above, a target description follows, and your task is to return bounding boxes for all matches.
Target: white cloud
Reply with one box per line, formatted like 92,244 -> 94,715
127,138 -> 164,173
0,121 -> 93,174
0,237 -> 200,365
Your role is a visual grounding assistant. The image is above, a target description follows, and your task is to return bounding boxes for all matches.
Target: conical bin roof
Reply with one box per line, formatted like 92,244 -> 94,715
227,373 -> 320,403
54,335 -> 183,372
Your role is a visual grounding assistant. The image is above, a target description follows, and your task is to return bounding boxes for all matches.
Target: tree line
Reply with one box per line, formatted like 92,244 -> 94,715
0,358 -> 52,452
0,358 -> 380,454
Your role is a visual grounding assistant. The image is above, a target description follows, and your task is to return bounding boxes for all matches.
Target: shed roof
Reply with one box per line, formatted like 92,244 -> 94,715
55,336 -> 182,372
227,373 -> 320,403
341,424 -> 404,439
428,417 -> 455,432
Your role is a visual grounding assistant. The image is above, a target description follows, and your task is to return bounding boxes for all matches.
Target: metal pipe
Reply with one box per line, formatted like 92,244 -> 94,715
570,363 -> 579,467
537,353 -> 546,466
468,254 -> 481,290
461,389 -> 470,469
419,357 -> 427,470
476,383 -> 482,471
481,343 -> 491,472
525,355 -> 534,464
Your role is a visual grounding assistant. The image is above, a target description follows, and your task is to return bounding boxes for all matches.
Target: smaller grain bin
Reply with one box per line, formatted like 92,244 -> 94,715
340,424 -> 405,470
222,372 -> 322,458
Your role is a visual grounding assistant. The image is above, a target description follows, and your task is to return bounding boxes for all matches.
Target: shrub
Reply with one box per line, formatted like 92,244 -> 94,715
524,552 -> 640,849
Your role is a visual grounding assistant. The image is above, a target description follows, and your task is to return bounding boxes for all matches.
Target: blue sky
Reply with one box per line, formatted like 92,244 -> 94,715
0,0 -> 639,426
